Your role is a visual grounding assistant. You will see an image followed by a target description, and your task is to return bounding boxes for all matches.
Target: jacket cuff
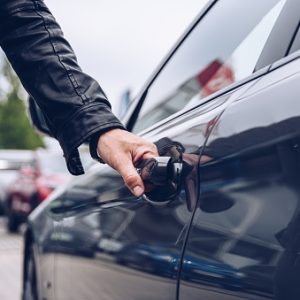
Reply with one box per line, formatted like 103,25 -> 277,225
57,103 -> 125,175
89,131 -> 105,164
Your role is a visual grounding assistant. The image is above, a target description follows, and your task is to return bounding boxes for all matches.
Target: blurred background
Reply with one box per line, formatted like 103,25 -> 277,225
0,0 -> 208,299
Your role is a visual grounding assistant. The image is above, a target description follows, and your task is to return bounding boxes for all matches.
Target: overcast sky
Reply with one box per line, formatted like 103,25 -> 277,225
45,0 -> 208,111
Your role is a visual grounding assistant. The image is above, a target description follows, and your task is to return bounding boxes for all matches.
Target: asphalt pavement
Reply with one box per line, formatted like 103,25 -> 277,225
0,217 -> 23,300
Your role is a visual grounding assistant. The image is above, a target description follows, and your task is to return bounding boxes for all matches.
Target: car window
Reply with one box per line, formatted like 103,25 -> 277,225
289,26 -> 300,54
133,0 -> 286,133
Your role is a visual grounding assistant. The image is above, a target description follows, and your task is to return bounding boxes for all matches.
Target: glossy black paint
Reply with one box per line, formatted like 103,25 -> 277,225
23,0 -> 300,299
180,58 -> 300,300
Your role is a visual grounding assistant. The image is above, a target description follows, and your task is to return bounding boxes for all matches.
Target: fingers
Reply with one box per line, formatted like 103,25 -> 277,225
115,156 -> 145,197
132,143 -> 158,164
97,129 -> 158,197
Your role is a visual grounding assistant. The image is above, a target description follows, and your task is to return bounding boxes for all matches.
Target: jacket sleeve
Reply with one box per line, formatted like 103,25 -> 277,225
0,0 -> 125,175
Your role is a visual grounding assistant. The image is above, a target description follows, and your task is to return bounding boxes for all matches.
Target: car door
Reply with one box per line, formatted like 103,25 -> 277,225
52,160 -> 192,300
179,53 -> 300,299
51,0 -> 293,299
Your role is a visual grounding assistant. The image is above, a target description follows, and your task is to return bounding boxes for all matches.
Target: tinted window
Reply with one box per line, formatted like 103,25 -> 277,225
133,0 -> 286,133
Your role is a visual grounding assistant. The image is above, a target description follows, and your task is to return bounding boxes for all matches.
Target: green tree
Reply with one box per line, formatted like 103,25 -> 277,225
0,57 -> 44,149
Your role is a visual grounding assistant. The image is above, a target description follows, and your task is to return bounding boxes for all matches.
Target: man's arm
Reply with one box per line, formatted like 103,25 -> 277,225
0,0 -> 157,196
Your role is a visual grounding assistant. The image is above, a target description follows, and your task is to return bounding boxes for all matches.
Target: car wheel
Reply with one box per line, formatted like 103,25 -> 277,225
23,245 -> 38,300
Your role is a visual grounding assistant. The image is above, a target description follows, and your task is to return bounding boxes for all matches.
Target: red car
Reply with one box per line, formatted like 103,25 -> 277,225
6,150 -> 71,232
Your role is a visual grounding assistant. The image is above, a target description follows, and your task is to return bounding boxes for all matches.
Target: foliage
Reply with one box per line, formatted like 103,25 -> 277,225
0,57 -> 45,149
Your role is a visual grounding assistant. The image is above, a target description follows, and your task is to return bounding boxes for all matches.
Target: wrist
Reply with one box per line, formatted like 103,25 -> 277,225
89,131 -> 105,163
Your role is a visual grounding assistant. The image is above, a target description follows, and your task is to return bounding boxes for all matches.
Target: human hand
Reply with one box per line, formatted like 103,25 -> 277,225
97,129 -> 158,197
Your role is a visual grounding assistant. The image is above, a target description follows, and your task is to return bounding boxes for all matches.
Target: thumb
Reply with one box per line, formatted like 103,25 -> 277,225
117,158 -> 145,197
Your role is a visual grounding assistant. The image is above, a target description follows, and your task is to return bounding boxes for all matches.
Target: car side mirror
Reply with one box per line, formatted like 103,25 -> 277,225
28,96 -> 53,136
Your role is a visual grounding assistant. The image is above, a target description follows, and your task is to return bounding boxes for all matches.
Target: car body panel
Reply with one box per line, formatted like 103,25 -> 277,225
180,57 -> 300,299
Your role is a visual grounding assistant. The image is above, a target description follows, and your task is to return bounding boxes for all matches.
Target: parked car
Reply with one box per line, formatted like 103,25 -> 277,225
23,0 -> 300,299
6,150 -> 70,232
0,150 -> 35,215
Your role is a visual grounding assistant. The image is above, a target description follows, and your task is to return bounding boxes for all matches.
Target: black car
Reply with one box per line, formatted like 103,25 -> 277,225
23,0 -> 300,299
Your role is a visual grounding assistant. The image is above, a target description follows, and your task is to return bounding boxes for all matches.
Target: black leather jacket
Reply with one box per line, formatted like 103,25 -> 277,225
0,0 -> 125,175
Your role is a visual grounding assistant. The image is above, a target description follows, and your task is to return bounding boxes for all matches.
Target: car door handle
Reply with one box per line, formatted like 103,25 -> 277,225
136,157 -> 182,204
137,156 -> 182,187
137,156 -> 197,210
